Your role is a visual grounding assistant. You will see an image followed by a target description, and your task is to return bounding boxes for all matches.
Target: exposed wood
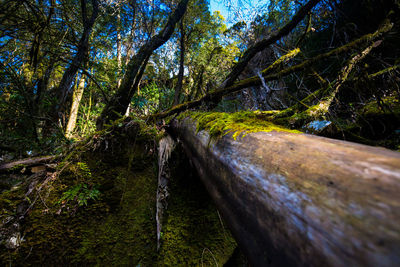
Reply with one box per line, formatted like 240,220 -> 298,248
170,117 -> 400,267
156,135 -> 175,250
0,156 -> 57,173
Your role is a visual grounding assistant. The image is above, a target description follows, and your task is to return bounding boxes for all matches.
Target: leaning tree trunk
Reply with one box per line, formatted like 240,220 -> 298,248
56,0 -> 98,118
170,116 -> 400,267
96,0 -> 189,129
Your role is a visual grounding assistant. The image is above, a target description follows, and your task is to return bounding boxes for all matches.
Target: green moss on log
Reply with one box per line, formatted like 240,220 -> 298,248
179,111 -> 302,140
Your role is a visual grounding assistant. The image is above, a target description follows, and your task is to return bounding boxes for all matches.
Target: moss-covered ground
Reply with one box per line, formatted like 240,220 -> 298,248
0,116 -> 239,265
157,145 -> 237,265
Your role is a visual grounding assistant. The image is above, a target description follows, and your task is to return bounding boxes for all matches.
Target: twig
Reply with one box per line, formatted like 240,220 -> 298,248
201,248 -> 219,267
216,209 -> 228,240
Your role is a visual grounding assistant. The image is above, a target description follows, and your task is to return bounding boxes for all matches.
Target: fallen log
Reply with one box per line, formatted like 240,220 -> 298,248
150,18 -> 392,121
170,116 -> 400,267
0,156 -> 57,173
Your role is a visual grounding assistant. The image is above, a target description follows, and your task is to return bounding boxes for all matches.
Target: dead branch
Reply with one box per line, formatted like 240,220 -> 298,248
150,18 -> 392,121
222,0 -> 321,88
0,156 -> 58,173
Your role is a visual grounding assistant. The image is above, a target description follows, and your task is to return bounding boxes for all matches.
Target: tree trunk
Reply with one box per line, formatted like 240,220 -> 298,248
96,0 -> 189,129
173,19 -> 185,106
65,74 -> 86,138
82,89 -> 92,134
56,0 -> 98,117
170,116 -> 400,267
190,47 -> 220,100
117,9 -> 122,88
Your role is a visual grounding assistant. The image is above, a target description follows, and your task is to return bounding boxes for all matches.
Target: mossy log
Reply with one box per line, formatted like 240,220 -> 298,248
170,115 -> 400,267
0,156 -> 57,173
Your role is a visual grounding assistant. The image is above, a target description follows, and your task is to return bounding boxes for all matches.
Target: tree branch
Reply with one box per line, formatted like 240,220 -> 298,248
221,0 -> 321,88
150,18 -> 393,121
97,0 -> 189,129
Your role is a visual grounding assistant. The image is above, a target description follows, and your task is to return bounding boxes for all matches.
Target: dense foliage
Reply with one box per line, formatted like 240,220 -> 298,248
1,0 -> 399,155
1,0 -> 400,265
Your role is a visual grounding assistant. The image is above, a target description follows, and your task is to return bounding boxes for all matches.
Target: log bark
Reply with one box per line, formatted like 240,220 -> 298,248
0,156 -> 57,173
156,135 -> 175,250
170,117 -> 400,267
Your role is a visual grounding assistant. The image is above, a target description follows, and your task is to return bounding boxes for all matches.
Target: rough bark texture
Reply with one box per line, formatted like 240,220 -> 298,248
156,135 -> 175,250
96,0 -> 189,129
170,117 -> 400,267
